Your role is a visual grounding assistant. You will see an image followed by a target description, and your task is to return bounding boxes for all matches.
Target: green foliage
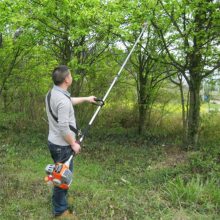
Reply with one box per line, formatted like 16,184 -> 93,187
0,112 -> 26,130
0,0 -> 219,146
152,0 -> 220,146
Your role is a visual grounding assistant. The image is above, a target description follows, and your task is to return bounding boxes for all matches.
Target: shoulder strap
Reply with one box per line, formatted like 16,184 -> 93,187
47,90 -> 79,136
47,91 -> 58,123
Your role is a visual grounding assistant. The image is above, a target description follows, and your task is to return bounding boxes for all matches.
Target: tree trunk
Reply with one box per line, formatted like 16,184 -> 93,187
0,33 -> 2,48
3,91 -> 8,113
178,75 -> 187,142
186,81 -> 201,148
138,103 -> 147,135
137,80 -> 151,134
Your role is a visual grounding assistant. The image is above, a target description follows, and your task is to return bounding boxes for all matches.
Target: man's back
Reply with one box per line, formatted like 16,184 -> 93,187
45,85 -> 76,146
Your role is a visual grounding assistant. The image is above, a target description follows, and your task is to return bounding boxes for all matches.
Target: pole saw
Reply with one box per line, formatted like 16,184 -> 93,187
44,23 -> 147,189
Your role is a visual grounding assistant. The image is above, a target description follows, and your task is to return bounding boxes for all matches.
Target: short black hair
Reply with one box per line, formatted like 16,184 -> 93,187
52,65 -> 70,85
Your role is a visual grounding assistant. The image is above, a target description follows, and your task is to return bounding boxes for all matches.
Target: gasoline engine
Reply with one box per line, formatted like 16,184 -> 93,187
44,155 -> 73,190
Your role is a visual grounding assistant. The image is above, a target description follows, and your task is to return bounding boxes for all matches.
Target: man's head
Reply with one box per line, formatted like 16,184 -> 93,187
52,65 -> 72,87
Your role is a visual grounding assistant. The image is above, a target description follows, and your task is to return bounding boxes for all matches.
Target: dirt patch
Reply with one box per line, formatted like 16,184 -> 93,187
154,146 -> 188,169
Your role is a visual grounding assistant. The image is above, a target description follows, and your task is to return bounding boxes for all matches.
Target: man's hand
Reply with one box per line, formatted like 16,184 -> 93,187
71,96 -> 97,105
71,141 -> 81,154
86,96 -> 97,104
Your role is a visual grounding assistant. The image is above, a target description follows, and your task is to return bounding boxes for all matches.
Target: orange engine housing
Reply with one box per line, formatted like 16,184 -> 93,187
52,162 -> 72,190
45,155 -> 73,190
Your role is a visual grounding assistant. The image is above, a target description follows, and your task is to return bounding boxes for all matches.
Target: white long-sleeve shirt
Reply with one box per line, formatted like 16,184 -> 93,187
45,85 -> 76,146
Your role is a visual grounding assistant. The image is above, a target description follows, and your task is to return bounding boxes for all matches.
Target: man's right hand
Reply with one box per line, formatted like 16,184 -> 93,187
71,141 -> 81,154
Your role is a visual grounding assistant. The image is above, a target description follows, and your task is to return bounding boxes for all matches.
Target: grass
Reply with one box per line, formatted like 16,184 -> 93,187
0,128 -> 220,220
164,176 -> 220,211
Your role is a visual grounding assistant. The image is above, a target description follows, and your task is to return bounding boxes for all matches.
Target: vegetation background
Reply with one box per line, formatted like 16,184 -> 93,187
0,0 -> 220,219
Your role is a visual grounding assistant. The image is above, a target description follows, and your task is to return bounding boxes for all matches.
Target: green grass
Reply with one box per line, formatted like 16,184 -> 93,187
0,130 -> 220,220
164,176 -> 220,211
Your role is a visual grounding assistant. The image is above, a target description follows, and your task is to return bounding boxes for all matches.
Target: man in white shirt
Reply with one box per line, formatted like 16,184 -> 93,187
45,65 -> 97,218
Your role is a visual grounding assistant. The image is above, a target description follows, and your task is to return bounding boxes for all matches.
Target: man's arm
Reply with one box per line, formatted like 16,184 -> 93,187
71,96 -> 97,105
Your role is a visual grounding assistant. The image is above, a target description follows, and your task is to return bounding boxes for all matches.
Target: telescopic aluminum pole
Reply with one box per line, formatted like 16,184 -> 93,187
79,23 -> 147,143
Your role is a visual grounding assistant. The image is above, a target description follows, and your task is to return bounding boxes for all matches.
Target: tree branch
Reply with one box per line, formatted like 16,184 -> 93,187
202,61 -> 220,78
151,20 -> 184,72
158,0 -> 185,38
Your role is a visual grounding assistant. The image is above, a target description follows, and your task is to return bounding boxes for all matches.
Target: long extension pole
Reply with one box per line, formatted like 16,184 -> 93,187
79,23 -> 147,143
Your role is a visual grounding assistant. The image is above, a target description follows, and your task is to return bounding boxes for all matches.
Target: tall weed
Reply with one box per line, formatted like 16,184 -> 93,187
164,176 -> 220,212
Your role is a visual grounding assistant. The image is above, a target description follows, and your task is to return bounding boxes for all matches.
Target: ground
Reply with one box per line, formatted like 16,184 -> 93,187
0,131 -> 219,220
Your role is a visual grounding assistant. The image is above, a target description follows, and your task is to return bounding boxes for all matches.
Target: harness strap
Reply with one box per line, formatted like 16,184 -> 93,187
47,90 -> 79,136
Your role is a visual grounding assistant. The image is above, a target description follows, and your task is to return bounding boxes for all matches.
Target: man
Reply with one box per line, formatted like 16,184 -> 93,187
45,65 -> 97,218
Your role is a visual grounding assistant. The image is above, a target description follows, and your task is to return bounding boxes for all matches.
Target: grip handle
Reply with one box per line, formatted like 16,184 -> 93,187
93,98 -> 105,106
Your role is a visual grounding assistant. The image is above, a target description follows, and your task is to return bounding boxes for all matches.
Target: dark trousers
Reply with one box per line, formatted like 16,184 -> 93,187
48,141 -> 74,216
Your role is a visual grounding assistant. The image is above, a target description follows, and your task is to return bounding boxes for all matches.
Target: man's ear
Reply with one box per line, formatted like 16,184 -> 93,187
64,75 -> 69,84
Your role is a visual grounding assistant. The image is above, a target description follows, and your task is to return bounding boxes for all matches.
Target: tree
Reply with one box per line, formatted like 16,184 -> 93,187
127,26 -> 169,134
0,0 -> 55,125
109,0 -> 171,134
152,0 -> 220,148
28,0 -> 111,96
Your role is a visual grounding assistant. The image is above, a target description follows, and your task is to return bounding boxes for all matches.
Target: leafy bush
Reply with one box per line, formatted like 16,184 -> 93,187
0,112 -> 26,130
